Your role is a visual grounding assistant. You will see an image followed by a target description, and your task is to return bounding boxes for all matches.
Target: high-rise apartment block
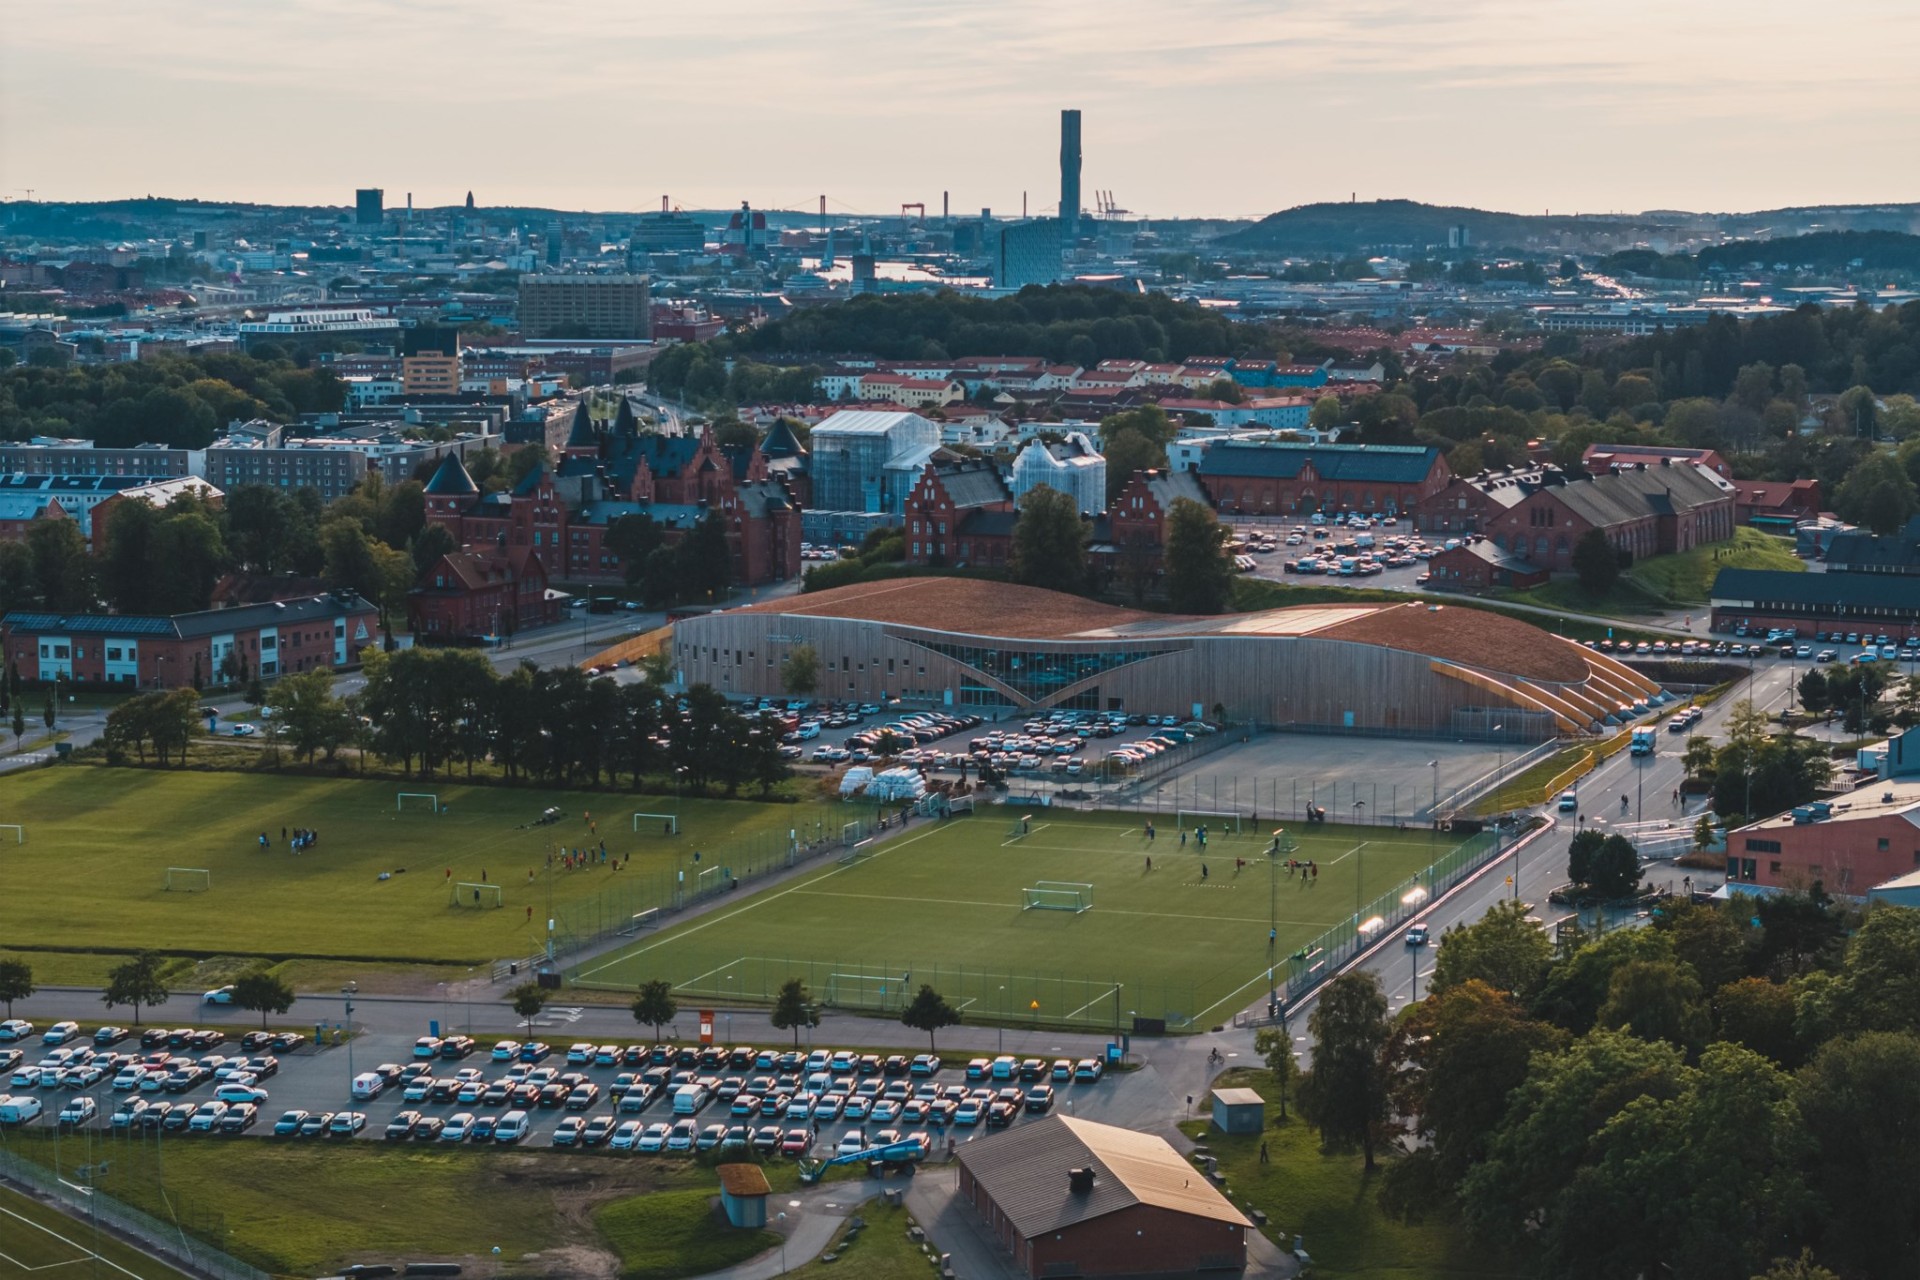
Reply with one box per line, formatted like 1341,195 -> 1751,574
516,275 -> 652,340
355,188 -> 384,225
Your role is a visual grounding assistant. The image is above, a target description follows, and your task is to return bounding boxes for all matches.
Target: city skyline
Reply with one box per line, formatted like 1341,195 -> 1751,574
4,0 -> 1919,220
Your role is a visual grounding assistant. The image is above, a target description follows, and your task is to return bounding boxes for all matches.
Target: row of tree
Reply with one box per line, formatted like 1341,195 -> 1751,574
1284,888 -> 1920,1279
0,954 -> 294,1030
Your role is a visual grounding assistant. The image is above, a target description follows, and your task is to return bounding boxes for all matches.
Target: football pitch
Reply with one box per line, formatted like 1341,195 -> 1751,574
572,810 -> 1488,1031
0,767 -> 833,969
0,1183 -> 188,1280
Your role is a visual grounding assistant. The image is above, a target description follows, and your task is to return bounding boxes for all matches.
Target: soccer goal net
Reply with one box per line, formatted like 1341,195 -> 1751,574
694,864 -> 725,896
453,882 -> 504,908
165,867 -> 210,892
1006,814 -> 1036,840
840,820 -> 865,848
839,837 -> 875,866
633,812 -> 678,834
0,824 -> 23,844
1023,881 -> 1093,913
397,792 -> 440,813
1177,809 -> 1243,835
824,971 -> 911,1011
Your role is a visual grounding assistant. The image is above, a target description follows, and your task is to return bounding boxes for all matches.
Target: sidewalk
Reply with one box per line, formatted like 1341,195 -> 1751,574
696,1179 -> 879,1280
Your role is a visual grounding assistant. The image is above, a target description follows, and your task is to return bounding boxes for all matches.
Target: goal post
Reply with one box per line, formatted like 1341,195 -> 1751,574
164,867 -> 210,893
1006,814 -> 1036,840
694,864 -> 725,896
397,792 -> 440,813
823,971 -> 911,1011
452,881 -> 504,908
0,824 -> 23,844
1176,808 -> 1243,835
839,837 -> 875,866
1022,881 -> 1093,913
633,812 -> 678,834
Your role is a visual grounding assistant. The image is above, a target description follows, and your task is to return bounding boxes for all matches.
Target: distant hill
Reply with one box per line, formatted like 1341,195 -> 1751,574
1214,199 -> 1675,256
1695,230 -> 1920,276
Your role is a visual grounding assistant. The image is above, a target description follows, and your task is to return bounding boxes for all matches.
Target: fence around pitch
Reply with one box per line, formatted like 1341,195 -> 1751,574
0,1145 -> 273,1280
563,816 -> 1517,1033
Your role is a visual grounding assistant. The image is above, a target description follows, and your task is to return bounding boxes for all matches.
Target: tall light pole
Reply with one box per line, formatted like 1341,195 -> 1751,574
465,967 -> 474,1035
341,984 -> 358,1104
1429,759 -> 1439,820
1352,801 -> 1366,919
1488,723 -> 1515,901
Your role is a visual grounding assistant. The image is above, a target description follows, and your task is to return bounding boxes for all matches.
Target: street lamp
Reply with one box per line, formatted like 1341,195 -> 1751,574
997,985 -> 1007,1054
1429,759 -> 1439,820
341,983 -> 358,1104
1351,801 -> 1366,918
776,1212 -> 789,1274
465,967 -> 474,1035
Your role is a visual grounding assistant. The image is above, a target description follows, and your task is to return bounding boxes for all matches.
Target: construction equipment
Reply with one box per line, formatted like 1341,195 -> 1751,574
901,202 -> 925,230
797,1137 -> 927,1184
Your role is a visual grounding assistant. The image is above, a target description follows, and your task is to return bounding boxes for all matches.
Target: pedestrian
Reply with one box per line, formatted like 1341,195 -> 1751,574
1145,855 -> 1153,873
1201,863 -> 1209,880
445,868 -> 452,881
481,868 -> 487,883
1269,927 -> 1277,946
526,905 -> 533,922
1310,862 -> 1318,883
585,810 -> 592,826
281,826 -> 287,841
1259,1141 -> 1269,1164
1181,831 -> 1188,848
590,821 -> 597,836
664,819 -> 672,836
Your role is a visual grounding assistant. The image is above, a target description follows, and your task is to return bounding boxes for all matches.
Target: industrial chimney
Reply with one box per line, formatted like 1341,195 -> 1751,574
1060,109 -> 1082,243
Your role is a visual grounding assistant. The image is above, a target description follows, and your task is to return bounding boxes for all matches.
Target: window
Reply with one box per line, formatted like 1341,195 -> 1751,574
1880,838 -> 1892,851
1744,838 -> 1781,854
1770,861 -> 1782,875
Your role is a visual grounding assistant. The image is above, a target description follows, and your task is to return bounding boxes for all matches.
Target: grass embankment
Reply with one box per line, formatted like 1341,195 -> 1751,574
0,1129 -> 796,1278
1496,530 -> 1803,618
785,1201 -> 931,1280
1475,745 -> 1595,815
0,767 -> 833,978
1189,1069 -> 1519,1280
596,1189 -> 778,1280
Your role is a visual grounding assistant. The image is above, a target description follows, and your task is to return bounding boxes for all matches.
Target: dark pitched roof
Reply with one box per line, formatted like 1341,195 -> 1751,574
957,508 -> 1018,538
612,396 -> 639,435
511,459 -> 549,495
564,402 -> 597,449
1825,516 -> 1920,572
1712,566 -> 1897,608
3,592 -> 376,641
953,1116 -> 1248,1239
932,461 -> 1012,510
1142,469 -> 1209,511
1548,462 -> 1731,528
423,453 -> 479,496
1199,441 -> 1440,485
761,418 -> 809,459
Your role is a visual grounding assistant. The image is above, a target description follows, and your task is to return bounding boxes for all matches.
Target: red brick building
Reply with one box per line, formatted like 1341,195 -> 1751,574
1426,539 -> 1550,592
1732,478 -> 1822,530
1582,443 -> 1731,479
407,548 -> 556,641
1417,461 -> 1735,573
419,402 -> 801,588
1726,780 -> 1920,896
2,592 -> 378,689
955,1116 -> 1249,1279
1198,441 -> 1452,518
903,460 -> 1015,568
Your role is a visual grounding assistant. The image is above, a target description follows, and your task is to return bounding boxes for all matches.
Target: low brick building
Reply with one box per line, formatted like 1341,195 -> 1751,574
2,592 -> 379,689
955,1115 -> 1249,1279
1198,441 -> 1452,518
1726,779 -> 1920,896
904,460 -> 1015,568
408,548 -> 556,641
1426,539 -> 1550,592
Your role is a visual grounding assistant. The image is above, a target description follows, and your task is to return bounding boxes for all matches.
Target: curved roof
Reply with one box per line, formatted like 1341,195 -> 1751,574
730,577 -> 1592,684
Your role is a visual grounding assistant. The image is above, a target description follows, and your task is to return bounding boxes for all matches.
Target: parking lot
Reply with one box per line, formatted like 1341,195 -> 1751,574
1227,513 -> 1438,591
0,1019 -> 1116,1166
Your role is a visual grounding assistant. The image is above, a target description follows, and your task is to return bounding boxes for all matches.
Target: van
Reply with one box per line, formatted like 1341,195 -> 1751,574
350,1072 -> 384,1101
0,1094 -> 45,1124
672,1083 -> 710,1115
495,1110 -> 530,1143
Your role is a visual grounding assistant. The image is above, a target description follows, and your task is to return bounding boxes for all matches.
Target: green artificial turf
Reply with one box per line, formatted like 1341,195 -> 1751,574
0,1182 -> 191,1280
0,766 -> 832,970
574,809 -> 1484,1030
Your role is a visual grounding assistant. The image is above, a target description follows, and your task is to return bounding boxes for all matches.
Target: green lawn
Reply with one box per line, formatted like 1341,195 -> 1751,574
1187,1075 -> 1519,1280
786,1201 -> 932,1280
0,1182 -> 190,1280
573,810 -> 1482,1031
0,1127 -> 797,1277
1625,528 -> 1803,603
596,1189 -> 777,1280
0,766 -> 832,972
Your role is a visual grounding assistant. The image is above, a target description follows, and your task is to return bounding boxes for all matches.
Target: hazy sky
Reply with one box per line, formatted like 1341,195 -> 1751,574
5,0 -> 1918,220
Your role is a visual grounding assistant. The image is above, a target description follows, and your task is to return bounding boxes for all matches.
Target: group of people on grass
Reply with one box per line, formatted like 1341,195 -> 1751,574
257,826 -> 320,853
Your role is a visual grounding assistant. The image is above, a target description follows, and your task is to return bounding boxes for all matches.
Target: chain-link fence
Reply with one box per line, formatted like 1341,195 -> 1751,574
0,1143 -> 272,1280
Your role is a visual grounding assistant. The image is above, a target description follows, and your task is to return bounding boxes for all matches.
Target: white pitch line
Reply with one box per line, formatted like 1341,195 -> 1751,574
1001,822 -> 1052,847
1063,982 -> 1124,1022
671,955 -> 755,992
0,1201 -> 150,1280
572,822 -> 949,981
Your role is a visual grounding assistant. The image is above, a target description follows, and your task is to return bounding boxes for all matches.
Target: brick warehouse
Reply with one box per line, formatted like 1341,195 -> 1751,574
955,1116 -> 1249,1278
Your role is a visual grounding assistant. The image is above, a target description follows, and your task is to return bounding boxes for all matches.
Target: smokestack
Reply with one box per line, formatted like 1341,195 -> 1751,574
662,194 -> 669,213
1060,109 -> 1082,243
943,190 -> 949,222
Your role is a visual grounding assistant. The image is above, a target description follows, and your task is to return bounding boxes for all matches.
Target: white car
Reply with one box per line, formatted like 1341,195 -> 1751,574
215,1082 -> 268,1106
637,1122 -> 671,1153
0,1020 -> 35,1042
57,1096 -> 98,1128
442,1112 -> 475,1142
202,986 -> 235,1005
187,1101 -> 229,1131
1405,924 -> 1431,947
666,1119 -> 699,1152
610,1119 -> 644,1151
42,1022 -> 80,1045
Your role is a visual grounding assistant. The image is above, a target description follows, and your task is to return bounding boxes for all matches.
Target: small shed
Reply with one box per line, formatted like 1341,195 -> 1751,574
1210,1087 -> 1266,1135
716,1163 -> 771,1228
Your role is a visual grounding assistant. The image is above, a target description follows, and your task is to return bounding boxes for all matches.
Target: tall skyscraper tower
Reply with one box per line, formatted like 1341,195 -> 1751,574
355,188 -> 383,225
1059,109 -> 1082,244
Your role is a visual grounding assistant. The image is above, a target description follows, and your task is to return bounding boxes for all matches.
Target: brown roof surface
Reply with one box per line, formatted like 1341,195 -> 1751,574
715,1164 -> 771,1196
956,1116 -> 1249,1237
731,578 -> 1163,640
1316,601 -> 1589,683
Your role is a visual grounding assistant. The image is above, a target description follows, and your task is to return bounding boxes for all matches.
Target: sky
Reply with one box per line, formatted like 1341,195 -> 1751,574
4,0 -> 1919,221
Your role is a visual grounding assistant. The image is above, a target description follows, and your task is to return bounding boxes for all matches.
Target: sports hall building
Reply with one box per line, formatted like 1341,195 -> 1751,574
671,578 -> 1661,740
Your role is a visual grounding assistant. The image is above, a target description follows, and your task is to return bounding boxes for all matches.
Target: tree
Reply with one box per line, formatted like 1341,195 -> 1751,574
231,968 -> 296,1030
1796,1031 -> 1920,1278
508,981 -> 548,1037
1835,450 -> 1917,536
630,979 -> 677,1042
1297,971 -> 1391,1169
266,668 -> 351,762
1309,395 -> 1343,431
1713,976 -> 1801,1066
1163,498 -> 1234,614
1530,926 -> 1677,1033
1571,527 -> 1620,595
1253,1027 -> 1301,1119
0,958 -> 32,1017
1386,980 -> 1564,1192
605,513 -> 665,588
1655,898 -> 1751,993
1008,485 -> 1088,590
1683,732 -> 1718,778
770,978 -> 819,1048
102,951 -> 170,1026
780,644 -> 819,697
1100,428 -> 1163,502
1819,905 -> 1920,1037
26,518 -> 95,612
1589,833 -> 1641,900
1567,828 -> 1604,887
1751,1251 -> 1840,1280
409,521 -> 458,577
1597,957 -> 1711,1052
1429,899 -> 1553,1003
899,984 -> 961,1051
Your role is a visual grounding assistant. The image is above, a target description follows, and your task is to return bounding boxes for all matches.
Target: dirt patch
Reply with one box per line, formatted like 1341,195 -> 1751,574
519,1244 -> 623,1280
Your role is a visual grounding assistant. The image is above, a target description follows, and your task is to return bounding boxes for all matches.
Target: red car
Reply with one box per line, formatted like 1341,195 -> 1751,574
779,1128 -> 812,1155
